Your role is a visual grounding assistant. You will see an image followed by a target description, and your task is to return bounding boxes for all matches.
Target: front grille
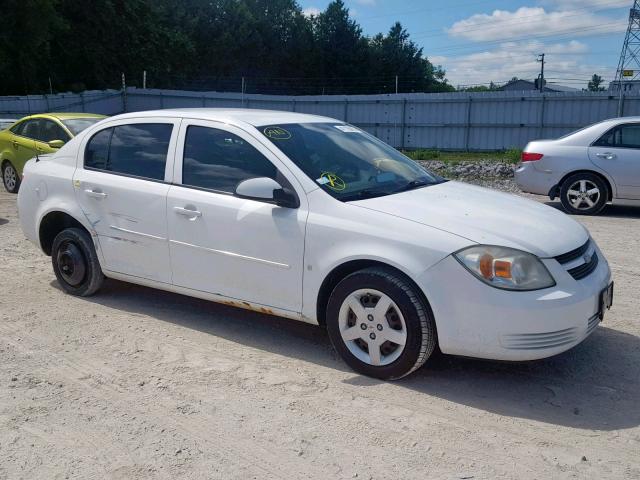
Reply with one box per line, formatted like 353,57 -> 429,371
501,327 -> 578,350
554,239 -> 590,265
567,252 -> 599,280
554,239 -> 599,281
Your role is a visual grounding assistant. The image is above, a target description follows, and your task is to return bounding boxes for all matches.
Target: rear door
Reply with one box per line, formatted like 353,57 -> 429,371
589,122 -> 640,199
73,118 -> 180,283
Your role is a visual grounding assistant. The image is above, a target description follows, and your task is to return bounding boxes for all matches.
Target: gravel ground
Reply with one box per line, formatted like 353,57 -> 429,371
1,180 -> 639,480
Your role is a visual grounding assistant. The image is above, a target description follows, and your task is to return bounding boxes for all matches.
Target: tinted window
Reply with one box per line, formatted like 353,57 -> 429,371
595,124 -> 640,149
84,123 -> 172,181
182,126 -> 277,193
20,119 -> 41,140
85,128 -> 112,170
9,121 -> 24,134
39,120 -> 70,142
62,117 -> 103,136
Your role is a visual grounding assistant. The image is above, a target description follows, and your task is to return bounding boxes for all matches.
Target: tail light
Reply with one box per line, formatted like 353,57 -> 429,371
521,152 -> 544,162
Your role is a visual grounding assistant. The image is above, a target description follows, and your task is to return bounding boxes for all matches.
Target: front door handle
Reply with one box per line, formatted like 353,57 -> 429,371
12,141 -> 19,148
596,152 -> 616,160
174,206 -> 202,219
84,189 -> 107,199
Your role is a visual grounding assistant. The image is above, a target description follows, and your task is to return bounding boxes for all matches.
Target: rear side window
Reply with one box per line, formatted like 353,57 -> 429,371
182,126 -> 277,193
10,121 -> 26,135
84,123 -> 173,181
594,124 -> 640,149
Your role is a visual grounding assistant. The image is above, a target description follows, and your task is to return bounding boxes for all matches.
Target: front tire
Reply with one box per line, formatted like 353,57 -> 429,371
52,228 -> 104,297
560,173 -> 608,215
326,267 -> 437,380
2,161 -> 20,193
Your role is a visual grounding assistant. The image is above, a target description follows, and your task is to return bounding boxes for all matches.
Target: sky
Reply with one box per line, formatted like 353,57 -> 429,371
297,0 -> 633,89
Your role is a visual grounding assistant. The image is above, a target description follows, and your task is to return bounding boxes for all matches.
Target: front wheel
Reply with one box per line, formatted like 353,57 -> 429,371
560,173 -> 608,215
52,228 -> 104,297
2,161 -> 20,193
326,267 -> 437,380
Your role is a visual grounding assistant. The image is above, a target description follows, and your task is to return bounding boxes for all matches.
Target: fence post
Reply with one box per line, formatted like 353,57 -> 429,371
80,92 -> 86,112
343,98 -> 349,122
465,96 -> 473,152
44,94 -> 50,112
121,73 -> 127,113
292,99 -> 296,112
621,93 -> 626,116
400,98 -> 407,150
539,94 -> 546,138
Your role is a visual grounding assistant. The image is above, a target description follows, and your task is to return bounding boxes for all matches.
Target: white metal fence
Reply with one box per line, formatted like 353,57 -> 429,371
1,88 -> 638,151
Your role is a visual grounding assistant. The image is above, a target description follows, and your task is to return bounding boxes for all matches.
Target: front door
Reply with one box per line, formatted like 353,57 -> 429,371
167,120 -> 307,313
589,122 -> 640,199
74,119 -> 180,283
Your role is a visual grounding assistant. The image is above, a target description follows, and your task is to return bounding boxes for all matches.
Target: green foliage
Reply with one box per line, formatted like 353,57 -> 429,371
403,149 -> 520,164
0,0 -> 453,95
587,74 -> 605,92
503,148 -> 522,164
406,149 -> 441,160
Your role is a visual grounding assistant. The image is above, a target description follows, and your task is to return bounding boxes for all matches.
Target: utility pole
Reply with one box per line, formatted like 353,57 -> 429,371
241,77 -> 246,106
395,75 -> 398,94
537,53 -> 545,93
614,1 -> 640,116
143,70 -> 147,89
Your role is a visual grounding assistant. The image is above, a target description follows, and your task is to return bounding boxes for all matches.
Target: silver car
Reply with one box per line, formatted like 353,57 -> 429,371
515,117 -> 640,215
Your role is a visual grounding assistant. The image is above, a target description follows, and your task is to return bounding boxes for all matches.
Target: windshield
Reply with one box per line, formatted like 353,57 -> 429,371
62,117 -> 103,136
260,123 -> 442,201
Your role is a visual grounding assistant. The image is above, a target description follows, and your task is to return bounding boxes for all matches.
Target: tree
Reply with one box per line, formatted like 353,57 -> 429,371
587,74 -> 605,92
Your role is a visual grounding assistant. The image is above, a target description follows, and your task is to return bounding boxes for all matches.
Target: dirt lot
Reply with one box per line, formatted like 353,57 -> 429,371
0,187 -> 639,480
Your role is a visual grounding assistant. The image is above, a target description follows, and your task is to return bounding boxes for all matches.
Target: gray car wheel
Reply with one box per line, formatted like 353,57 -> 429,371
2,161 -> 20,193
560,173 -> 608,215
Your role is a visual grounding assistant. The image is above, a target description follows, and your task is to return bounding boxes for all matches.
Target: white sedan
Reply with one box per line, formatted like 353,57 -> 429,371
17,109 -> 613,379
516,117 -> 640,215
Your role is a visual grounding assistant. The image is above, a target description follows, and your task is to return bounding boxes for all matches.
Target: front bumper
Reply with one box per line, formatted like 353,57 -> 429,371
418,243 -> 611,361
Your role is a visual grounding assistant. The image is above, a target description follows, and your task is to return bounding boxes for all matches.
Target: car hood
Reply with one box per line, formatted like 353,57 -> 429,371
350,181 -> 588,258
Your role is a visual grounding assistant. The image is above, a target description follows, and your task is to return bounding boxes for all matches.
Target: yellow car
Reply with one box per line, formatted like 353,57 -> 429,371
1,113 -> 106,193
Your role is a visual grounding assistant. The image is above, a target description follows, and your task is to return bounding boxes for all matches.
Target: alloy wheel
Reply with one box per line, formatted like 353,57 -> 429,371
3,164 -> 17,191
566,179 -> 600,211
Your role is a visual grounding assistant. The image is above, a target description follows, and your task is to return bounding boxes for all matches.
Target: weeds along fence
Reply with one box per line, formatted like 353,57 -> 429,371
1,88 -> 639,151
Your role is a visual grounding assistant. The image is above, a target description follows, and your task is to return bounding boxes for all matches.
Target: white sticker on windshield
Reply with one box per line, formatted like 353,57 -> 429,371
334,125 -> 361,133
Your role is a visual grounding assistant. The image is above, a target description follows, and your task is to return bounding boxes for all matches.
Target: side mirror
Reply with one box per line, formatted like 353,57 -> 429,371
235,177 -> 299,208
48,139 -> 65,149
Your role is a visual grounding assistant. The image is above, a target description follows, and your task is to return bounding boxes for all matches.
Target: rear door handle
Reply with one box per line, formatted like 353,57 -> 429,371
174,206 -> 202,219
84,189 -> 107,199
596,152 -> 616,160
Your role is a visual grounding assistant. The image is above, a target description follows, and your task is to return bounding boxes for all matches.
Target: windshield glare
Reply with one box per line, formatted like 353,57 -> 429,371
62,118 -> 103,136
260,123 -> 440,201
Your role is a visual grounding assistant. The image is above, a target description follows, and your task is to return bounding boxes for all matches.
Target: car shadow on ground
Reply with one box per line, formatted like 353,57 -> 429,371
54,278 -> 640,432
544,201 -> 640,220
0,217 -> 8,226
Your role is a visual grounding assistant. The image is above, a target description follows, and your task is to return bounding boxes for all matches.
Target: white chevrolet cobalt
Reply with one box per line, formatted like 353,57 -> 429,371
17,109 -> 613,379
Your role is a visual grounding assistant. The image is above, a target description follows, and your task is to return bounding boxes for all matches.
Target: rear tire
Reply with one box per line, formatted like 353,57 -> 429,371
559,172 -> 608,215
2,161 -> 20,193
326,267 -> 437,380
52,228 -> 104,297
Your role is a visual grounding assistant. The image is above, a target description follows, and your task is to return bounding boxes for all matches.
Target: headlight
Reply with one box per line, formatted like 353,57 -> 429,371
453,245 -> 555,291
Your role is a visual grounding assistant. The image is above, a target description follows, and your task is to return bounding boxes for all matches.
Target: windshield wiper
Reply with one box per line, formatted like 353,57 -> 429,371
341,189 -> 390,202
391,179 -> 433,194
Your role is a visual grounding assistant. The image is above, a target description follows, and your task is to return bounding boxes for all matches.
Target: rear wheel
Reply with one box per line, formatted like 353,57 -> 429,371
560,173 -> 608,215
326,267 -> 437,380
2,161 -> 20,193
52,228 -> 104,296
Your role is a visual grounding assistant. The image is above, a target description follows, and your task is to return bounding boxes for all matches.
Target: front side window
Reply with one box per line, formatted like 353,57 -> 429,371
18,119 -> 41,140
84,123 -> 173,181
182,126 -> 277,193
260,123 -> 441,201
39,120 -> 70,142
594,124 -> 640,149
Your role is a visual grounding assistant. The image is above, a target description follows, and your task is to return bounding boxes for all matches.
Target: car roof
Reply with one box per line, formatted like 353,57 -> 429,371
109,108 -> 339,127
19,113 -> 106,121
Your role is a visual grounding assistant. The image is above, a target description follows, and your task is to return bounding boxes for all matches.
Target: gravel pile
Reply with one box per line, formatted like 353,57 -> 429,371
418,160 -> 520,193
